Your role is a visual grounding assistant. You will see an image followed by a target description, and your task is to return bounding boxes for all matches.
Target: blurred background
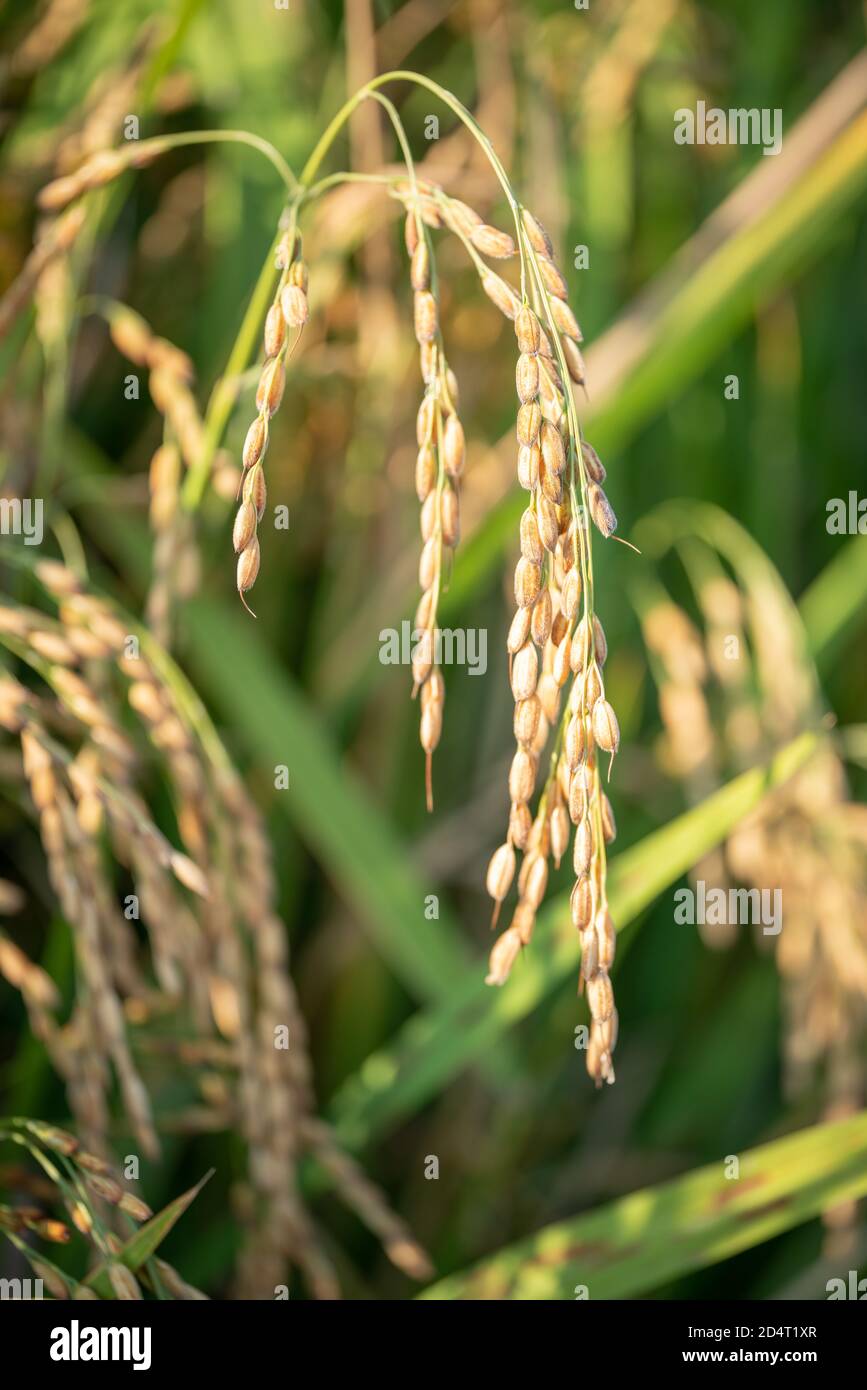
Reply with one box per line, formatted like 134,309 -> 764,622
1,0 -> 866,1300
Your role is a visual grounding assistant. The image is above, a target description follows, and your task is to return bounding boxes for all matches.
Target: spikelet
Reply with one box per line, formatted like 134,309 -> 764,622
470,223 -> 516,259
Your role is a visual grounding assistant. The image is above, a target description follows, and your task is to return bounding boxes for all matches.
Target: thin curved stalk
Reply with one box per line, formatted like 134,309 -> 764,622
185,73 -> 532,512
302,169 -> 404,201
137,129 -> 297,197
299,69 -> 528,297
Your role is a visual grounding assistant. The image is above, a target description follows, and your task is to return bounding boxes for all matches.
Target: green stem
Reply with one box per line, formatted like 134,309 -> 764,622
302,169 -> 403,201
184,75 -> 530,512
139,129 -> 297,197
299,69 -> 527,296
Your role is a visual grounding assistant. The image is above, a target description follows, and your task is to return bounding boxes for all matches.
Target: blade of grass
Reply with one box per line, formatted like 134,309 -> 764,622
83,1170 -> 214,1298
634,499 -> 822,711
419,1108 -> 867,1299
800,533 -> 867,667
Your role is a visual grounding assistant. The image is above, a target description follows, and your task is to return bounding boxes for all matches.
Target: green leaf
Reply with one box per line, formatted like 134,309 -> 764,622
800,534 -> 867,667
419,1109 -> 867,1299
84,1170 -> 213,1298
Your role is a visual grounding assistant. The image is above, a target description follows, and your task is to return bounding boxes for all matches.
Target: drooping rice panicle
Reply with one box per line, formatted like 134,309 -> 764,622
458,204 -> 626,1086
403,202 -> 466,811
232,228 -> 308,614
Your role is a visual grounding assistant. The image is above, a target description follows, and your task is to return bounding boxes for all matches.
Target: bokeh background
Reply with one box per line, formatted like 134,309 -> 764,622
1,0 -> 866,1299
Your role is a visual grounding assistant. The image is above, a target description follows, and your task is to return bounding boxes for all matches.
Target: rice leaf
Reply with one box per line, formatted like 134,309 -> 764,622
83,1170 -> 213,1298
419,1109 -> 867,1299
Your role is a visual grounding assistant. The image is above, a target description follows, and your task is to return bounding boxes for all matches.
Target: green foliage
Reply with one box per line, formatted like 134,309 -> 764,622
421,1111 -> 867,1299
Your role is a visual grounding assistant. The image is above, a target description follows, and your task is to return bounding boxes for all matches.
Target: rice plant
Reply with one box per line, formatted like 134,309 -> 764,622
1,0 -> 866,1307
30,68 -> 631,1089
0,1116 -> 207,1299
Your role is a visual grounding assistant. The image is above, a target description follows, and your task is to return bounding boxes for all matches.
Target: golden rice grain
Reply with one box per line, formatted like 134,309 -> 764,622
280,283 -> 309,328
516,353 -> 540,403
536,255 -> 568,300
443,415 -> 465,478
517,443 -> 541,491
486,842 -> 516,904
592,698 -> 621,754
588,482 -> 618,537
516,401 -> 541,446
255,358 -> 285,417
515,304 -> 541,354
485,926 -> 523,986
513,557 -> 541,608
470,223 -> 516,259
521,208 -> 554,258
481,271 -> 521,319
413,290 -> 438,344
511,642 -> 539,701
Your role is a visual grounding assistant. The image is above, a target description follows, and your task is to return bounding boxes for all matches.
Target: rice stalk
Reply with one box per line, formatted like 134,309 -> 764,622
0,553 -> 431,1296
